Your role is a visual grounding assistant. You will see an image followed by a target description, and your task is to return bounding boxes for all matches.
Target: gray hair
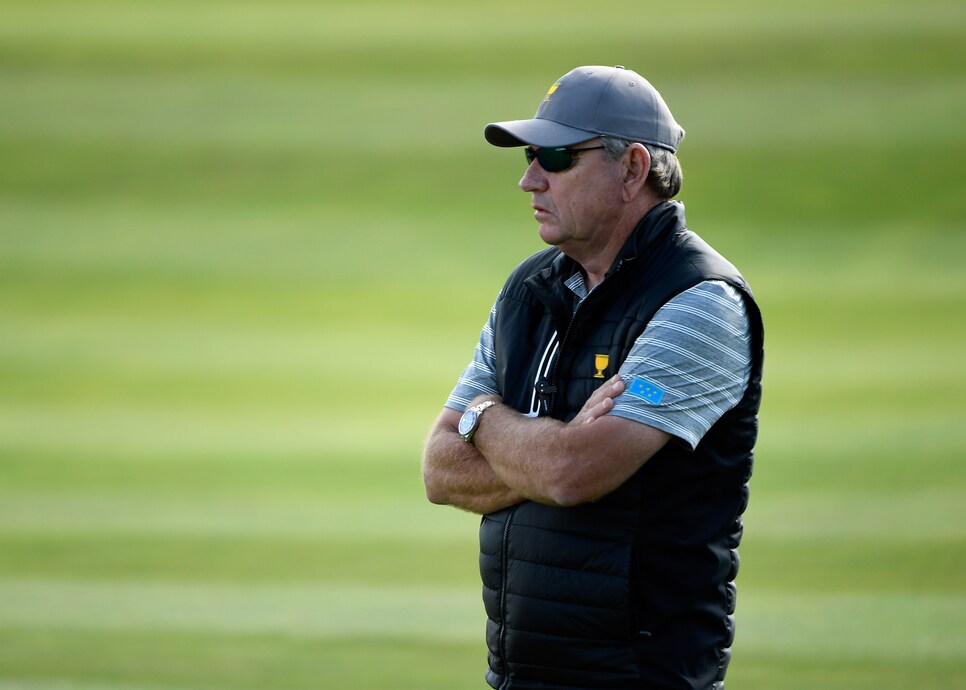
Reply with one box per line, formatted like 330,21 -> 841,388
599,135 -> 683,199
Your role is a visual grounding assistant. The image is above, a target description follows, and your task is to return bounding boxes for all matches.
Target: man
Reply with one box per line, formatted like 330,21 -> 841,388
422,65 -> 764,690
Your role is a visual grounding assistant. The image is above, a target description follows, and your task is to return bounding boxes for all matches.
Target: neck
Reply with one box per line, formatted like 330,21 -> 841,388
577,198 -> 661,290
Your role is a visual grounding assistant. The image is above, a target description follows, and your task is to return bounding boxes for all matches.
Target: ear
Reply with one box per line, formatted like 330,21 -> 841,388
621,143 -> 651,203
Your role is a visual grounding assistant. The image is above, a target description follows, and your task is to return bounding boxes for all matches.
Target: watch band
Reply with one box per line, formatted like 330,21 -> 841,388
459,400 -> 498,443
471,399 -> 497,417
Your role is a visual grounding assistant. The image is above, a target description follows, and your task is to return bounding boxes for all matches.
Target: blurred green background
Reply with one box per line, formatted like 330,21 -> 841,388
1,0 -> 964,688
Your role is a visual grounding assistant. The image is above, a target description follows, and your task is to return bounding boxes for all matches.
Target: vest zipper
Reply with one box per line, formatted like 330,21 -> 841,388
547,299 -> 583,415
498,505 -> 517,690
547,264 -> 624,414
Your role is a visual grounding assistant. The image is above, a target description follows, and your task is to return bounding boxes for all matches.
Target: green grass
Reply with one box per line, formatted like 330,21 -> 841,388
2,0 -> 965,688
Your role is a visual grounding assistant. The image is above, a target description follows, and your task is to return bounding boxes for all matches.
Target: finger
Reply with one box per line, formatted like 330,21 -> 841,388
576,376 -> 625,423
598,375 -> 624,400
590,375 -> 623,400
583,397 -> 614,424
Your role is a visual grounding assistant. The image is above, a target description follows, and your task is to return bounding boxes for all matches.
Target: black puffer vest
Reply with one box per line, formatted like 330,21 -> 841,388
480,202 -> 764,690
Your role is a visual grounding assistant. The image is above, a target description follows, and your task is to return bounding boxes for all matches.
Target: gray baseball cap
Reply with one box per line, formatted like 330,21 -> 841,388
484,65 -> 685,152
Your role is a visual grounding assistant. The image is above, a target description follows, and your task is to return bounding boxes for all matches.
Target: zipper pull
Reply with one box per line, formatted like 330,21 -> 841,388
535,378 -> 557,412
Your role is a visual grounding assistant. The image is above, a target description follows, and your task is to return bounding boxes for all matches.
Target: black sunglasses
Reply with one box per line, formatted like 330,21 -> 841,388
524,145 -> 606,173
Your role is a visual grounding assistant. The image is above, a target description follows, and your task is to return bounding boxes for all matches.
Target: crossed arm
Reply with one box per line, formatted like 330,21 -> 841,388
421,376 -> 671,514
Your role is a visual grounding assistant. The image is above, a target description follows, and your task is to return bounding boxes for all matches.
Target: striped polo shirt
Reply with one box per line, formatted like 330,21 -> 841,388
445,279 -> 752,450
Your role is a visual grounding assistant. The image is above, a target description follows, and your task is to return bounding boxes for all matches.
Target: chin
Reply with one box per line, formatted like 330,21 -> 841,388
538,226 -> 563,247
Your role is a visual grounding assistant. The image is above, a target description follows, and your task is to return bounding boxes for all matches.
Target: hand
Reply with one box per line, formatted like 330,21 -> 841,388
571,375 -> 625,426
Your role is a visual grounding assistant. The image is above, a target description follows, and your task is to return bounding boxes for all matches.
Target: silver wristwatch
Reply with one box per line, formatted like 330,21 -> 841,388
458,400 -> 498,444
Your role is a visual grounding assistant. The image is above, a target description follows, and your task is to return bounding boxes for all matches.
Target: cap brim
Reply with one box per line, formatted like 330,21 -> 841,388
484,118 -> 597,148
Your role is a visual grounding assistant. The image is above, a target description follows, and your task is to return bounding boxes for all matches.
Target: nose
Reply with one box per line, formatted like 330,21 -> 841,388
519,156 -> 548,193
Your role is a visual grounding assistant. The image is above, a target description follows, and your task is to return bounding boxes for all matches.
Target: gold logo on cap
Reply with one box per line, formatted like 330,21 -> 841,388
543,83 -> 560,102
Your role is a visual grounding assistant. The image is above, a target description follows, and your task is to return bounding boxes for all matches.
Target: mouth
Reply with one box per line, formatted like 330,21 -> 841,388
532,203 -> 551,221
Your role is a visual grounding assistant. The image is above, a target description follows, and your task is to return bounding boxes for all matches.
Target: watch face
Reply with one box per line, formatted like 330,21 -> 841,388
458,409 -> 478,436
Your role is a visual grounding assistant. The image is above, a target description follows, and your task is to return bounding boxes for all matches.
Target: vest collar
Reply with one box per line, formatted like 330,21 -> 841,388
532,200 -> 687,290
609,200 -> 687,271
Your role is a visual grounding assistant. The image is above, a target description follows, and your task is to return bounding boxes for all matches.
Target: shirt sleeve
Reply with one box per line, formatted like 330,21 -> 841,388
444,297 -> 500,413
607,280 -> 752,450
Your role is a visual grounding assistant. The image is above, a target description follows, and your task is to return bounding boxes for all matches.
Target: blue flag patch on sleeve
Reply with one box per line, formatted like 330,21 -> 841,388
627,377 -> 666,404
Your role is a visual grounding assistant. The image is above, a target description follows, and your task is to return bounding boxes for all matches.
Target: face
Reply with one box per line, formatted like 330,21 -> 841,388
519,139 -> 625,260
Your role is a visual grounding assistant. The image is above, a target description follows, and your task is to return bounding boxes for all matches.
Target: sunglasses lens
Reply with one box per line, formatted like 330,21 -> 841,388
525,147 -> 573,173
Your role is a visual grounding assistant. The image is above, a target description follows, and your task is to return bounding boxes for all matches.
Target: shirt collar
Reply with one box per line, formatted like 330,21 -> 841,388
564,272 -> 589,301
